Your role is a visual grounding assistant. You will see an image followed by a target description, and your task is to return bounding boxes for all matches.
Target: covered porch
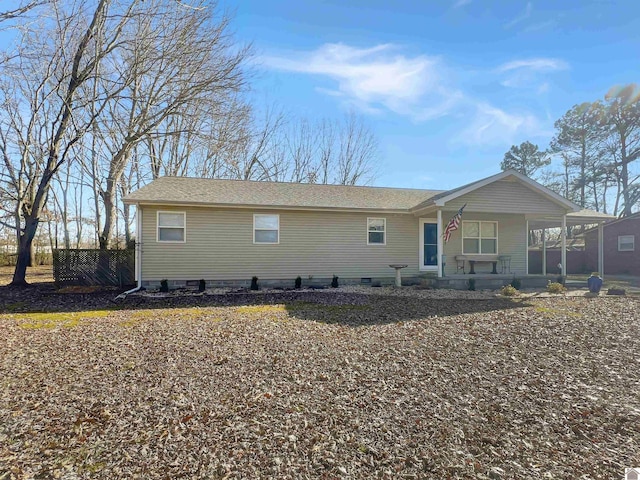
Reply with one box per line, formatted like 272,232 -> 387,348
528,209 -> 614,278
408,170 -> 616,281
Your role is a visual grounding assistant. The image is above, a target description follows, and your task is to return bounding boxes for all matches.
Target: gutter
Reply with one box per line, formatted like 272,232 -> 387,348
116,203 -> 143,299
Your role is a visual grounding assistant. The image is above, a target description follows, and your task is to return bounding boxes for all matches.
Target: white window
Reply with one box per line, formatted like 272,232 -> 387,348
367,217 -> 386,245
462,221 -> 498,254
254,214 -> 279,244
157,211 -> 186,242
618,235 -> 635,251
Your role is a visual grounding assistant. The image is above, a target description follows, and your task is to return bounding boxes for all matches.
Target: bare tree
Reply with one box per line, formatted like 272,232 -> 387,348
83,1 -> 249,248
602,84 -> 640,217
0,1 -> 49,22
0,0 -> 138,285
335,113 -> 378,185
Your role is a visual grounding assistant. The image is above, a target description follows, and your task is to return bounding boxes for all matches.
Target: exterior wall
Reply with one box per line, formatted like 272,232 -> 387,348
584,216 -> 640,275
140,205 -> 421,284
444,180 -> 568,215
437,212 -> 527,276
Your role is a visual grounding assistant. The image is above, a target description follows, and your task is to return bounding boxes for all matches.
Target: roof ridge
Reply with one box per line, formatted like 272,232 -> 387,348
156,176 -> 442,193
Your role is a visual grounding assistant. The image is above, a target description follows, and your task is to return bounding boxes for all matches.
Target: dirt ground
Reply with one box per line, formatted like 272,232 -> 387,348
0,265 -> 54,285
0,285 -> 638,479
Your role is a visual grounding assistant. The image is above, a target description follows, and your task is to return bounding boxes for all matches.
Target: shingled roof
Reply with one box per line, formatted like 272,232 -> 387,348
123,176 -> 443,211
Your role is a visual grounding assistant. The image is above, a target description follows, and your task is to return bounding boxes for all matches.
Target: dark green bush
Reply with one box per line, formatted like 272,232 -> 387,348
250,276 -> 259,290
198,279 -> 206,292
510,277 -> 521,290
467,278 -> 476,291
331,275 -> 339,288
295,276 -> 302,289
160,279 -> 169,292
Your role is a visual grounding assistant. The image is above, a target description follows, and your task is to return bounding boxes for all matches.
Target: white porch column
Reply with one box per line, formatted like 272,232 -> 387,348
525,220 -> 529,275
437,209 -> 443,278
598,221 -> 604,279
561,214 -> 567,277
542,227 -> 547,275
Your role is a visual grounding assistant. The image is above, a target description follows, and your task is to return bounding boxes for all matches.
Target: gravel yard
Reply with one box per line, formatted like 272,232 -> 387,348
1,285 -> 639,479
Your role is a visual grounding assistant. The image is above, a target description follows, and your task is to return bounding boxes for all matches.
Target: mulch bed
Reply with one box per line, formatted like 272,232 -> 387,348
0,284 -> 638,479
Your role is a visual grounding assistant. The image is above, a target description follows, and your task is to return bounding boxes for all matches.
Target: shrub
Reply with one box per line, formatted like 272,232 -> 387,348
250,276 -> 259,291
294,276 -> 302,289
331,275 -> 339,288
500,285 -> 518,296
467,278 -> 476,291
198,279 -> 206,292
556,275 -> 565,285
510,277 -> 521,290
160,279 -> 169,293
547,281 -> 566,294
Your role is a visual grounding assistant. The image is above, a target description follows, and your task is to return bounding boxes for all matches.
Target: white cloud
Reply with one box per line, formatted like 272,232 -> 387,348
261,42 -> 551,147
261,43 -> 463,121
495,57 -> 568,90
496,57 -> 569,73
504,1 -> 533,29
457,102 -> 548,146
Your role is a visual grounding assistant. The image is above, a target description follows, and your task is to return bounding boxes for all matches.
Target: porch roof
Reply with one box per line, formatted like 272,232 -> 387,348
527,209 -> 615,229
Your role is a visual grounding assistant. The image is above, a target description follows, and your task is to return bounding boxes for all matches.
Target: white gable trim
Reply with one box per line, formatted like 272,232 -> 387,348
433,170 -> 580,211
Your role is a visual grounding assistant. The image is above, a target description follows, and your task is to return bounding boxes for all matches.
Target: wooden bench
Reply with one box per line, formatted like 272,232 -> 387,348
455,255 -> 500,274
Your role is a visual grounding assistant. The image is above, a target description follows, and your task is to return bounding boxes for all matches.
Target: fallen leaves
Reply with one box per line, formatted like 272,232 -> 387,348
0,288 -> 638,479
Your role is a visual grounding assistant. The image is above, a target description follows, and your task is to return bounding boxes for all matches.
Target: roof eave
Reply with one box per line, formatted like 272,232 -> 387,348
125,198 -> 412,214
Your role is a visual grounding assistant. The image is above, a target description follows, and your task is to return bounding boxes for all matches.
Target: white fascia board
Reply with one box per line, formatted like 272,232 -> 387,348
433,169 -> 581,212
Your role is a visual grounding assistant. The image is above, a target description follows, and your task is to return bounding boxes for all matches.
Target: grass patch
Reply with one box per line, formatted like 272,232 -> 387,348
237,305 -> 287,314
15,310 -> 112,329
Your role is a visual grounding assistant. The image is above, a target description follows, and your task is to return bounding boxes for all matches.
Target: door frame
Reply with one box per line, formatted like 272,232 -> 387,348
419,218 -> 439,272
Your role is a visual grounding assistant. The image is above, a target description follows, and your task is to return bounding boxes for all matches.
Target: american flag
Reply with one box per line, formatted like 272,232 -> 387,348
443,204 -> 466,243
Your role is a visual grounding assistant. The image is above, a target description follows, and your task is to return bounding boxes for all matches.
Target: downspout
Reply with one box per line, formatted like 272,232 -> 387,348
116,203 -> 142,299
561,214 -> 567,279
542,227 -> 547,276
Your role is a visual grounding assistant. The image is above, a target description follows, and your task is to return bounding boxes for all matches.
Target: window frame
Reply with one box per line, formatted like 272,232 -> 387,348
367,217 -> 387,246
253,213 -> 280,245
618,234 -> 635,252
461,220 -> 498,254
156,211 -> 186,243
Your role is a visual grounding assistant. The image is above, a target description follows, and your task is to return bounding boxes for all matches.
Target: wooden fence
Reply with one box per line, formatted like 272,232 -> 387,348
53,249 -> 135,287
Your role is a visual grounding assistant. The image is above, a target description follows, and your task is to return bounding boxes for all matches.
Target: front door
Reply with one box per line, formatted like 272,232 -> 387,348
420,219 -> 438,271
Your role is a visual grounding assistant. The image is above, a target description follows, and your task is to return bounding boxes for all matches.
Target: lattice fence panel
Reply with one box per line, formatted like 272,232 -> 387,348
53,249 -> 135,287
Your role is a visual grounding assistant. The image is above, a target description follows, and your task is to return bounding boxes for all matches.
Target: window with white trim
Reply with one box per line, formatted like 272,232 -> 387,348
367,217 -> 386,245
157,211 -> 186,242
462,221 -> 497,254
254,214 -> 279,244
618,234 -> 635,251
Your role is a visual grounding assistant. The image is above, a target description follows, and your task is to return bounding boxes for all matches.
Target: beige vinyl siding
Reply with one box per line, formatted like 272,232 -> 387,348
438,212 -> 527,276
443,180 -> 567,215
141,206 -> 420,281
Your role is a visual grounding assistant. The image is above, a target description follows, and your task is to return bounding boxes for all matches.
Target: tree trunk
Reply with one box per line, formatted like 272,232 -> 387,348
99,177 -> 117,250
11,217 -> 38,286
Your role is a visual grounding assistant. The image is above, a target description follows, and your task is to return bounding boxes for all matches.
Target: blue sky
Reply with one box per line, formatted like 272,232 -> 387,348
228,0 -> 640,190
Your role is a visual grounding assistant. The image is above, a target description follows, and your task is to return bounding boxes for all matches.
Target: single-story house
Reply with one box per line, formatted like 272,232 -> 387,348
123,169 -> 614,289
582,212 -> 639,275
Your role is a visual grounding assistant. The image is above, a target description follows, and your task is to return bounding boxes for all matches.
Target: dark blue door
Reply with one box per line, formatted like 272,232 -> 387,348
423,223 -> 437,266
